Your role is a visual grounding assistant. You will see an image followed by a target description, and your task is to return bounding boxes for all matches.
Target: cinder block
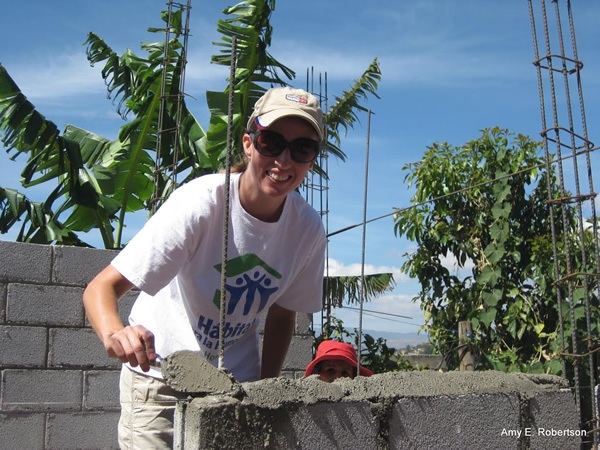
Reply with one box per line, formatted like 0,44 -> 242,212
0,325 -> 47,367
84,370 -> 120,410
47,411 -> 120,449
280,401 -> 379,448
7,283 -> 85,326
83,289 -> 138,328
2,369 -> 82,411
279,370 -> 296,380
118,290 -> 137,325
296,312 -> 313,334
257,311 -> 267,333
49,328 -> 119,369
0,241 -> 52,283
390,394 -> 520,449
257,310 -> 312,335
0,282 -> 6,323
180,396 -> 378,449
526,389 -> 582,449
0,413 -> 46,449
283,334 -> 313,371
53,245 -> 119,286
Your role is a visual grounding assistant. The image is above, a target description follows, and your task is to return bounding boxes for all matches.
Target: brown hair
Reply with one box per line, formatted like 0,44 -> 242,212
230,154 -> 247,173
222,125 -> 255,174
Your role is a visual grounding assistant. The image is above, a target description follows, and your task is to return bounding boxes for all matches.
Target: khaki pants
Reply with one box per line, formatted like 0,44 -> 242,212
118,365 -> 186,449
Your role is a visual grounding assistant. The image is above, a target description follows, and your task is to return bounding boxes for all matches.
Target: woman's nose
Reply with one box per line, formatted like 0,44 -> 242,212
274,147 -> 293,165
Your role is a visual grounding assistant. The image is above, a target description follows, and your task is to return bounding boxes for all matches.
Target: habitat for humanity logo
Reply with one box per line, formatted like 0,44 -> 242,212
212,253 -> 281,316
193,254 -> 282,355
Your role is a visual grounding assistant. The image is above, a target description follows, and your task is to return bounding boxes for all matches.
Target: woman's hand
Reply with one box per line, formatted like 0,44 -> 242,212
103,325 -> 157,372
83,265 -> 161,369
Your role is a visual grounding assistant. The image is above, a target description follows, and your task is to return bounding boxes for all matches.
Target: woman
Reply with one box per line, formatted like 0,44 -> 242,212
83,87 -> 327,449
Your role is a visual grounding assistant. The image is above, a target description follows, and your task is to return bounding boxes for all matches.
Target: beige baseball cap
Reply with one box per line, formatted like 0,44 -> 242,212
247,87 -> 324,141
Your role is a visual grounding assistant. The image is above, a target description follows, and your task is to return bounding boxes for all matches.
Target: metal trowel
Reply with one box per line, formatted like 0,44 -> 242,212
156,350 -> 239,395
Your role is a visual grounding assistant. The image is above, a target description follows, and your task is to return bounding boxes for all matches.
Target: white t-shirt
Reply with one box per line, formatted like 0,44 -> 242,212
111,173 -> 326,382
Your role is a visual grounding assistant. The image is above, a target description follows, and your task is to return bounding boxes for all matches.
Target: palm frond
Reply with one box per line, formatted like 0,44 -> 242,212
324,272 -> 395,308
326,57 -> 382,148
0,186 -> 90,246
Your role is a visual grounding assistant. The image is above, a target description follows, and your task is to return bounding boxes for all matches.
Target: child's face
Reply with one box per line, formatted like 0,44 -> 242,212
318,360 -> 354,382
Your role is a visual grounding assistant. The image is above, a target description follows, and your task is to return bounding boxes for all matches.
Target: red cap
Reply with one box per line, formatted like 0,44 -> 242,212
304,340 -> 373,378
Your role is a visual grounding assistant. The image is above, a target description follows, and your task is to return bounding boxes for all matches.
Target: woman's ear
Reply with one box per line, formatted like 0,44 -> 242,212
242,133 -> 253,158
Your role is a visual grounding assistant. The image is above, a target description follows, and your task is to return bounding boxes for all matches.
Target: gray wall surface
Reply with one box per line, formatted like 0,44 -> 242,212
0,240 -> 589,449
177,371 -> 585,450
0,240 -> 314,450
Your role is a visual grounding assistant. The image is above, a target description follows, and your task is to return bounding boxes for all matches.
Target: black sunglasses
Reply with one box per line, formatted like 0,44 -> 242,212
251,129 -> 320,164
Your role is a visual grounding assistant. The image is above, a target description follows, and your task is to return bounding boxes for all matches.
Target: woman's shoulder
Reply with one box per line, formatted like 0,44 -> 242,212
181,173 -> 227,189
172,173 -> 239,199
286,192 -> 326,233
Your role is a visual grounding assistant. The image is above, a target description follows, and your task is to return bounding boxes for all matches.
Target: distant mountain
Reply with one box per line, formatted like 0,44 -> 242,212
311,326 -> 429,349
364,329 -> 429,349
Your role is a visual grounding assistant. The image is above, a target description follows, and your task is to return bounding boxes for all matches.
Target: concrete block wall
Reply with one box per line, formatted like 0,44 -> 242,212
0,240 -> 315,449
177,371 -> 585,449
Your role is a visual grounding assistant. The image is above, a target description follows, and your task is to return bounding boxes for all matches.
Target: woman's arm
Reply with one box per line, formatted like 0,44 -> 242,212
83,265 -> 156,372
260,303 -> 296,379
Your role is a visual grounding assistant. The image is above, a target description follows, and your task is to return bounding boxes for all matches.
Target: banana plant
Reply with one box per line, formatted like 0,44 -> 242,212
1,10 -> 207,248
0,65 -> 119,247
1,0 -> 382,250
206,0 -> 382,177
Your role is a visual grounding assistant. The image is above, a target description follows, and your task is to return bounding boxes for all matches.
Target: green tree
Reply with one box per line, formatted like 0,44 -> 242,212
0,0 -> 381,249
393,127 -> 599,374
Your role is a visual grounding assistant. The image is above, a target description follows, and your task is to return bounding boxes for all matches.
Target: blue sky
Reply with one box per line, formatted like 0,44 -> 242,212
2,1 -> 599,337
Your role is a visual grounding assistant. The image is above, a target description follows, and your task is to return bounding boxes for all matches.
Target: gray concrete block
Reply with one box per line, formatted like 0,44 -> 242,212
0,240 -> 52,283
2,369 -> 82,411
47,411 -> 120,449
526,389 -> 583,449
49,328 -> 119,369
283,334 -> 313,371
0,325 -> 47,367
257,309 -> 267,333
390,394 -> 521,450
53,245 -> 119,286
279,401 -> 379,449
0,413 -> 46,449
279,370 -> 296,380
83,289 -> 138,328
180,396 -> 378,449
0,282 -> 6,323
84,370 -> 120,410
296,312 -> 313,334
257,310 -> 312,335
7,283 -> 85,326
118,290 -> 137,325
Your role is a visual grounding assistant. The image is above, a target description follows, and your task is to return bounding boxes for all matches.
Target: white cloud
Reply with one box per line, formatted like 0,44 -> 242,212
325,257 -> 412,284
439,252 -> 475,278
7,51 -> 103,101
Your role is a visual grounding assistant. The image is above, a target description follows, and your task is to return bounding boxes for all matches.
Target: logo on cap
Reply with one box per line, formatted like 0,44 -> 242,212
285,94 -> 308,105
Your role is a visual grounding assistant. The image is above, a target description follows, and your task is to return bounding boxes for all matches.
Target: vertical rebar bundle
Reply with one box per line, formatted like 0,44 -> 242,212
303,69 -> 331,342
151,0 -> 193,215
528,0 -> 600,445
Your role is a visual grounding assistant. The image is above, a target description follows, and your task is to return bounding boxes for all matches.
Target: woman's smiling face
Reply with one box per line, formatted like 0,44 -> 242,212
242,116 -> 318,200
